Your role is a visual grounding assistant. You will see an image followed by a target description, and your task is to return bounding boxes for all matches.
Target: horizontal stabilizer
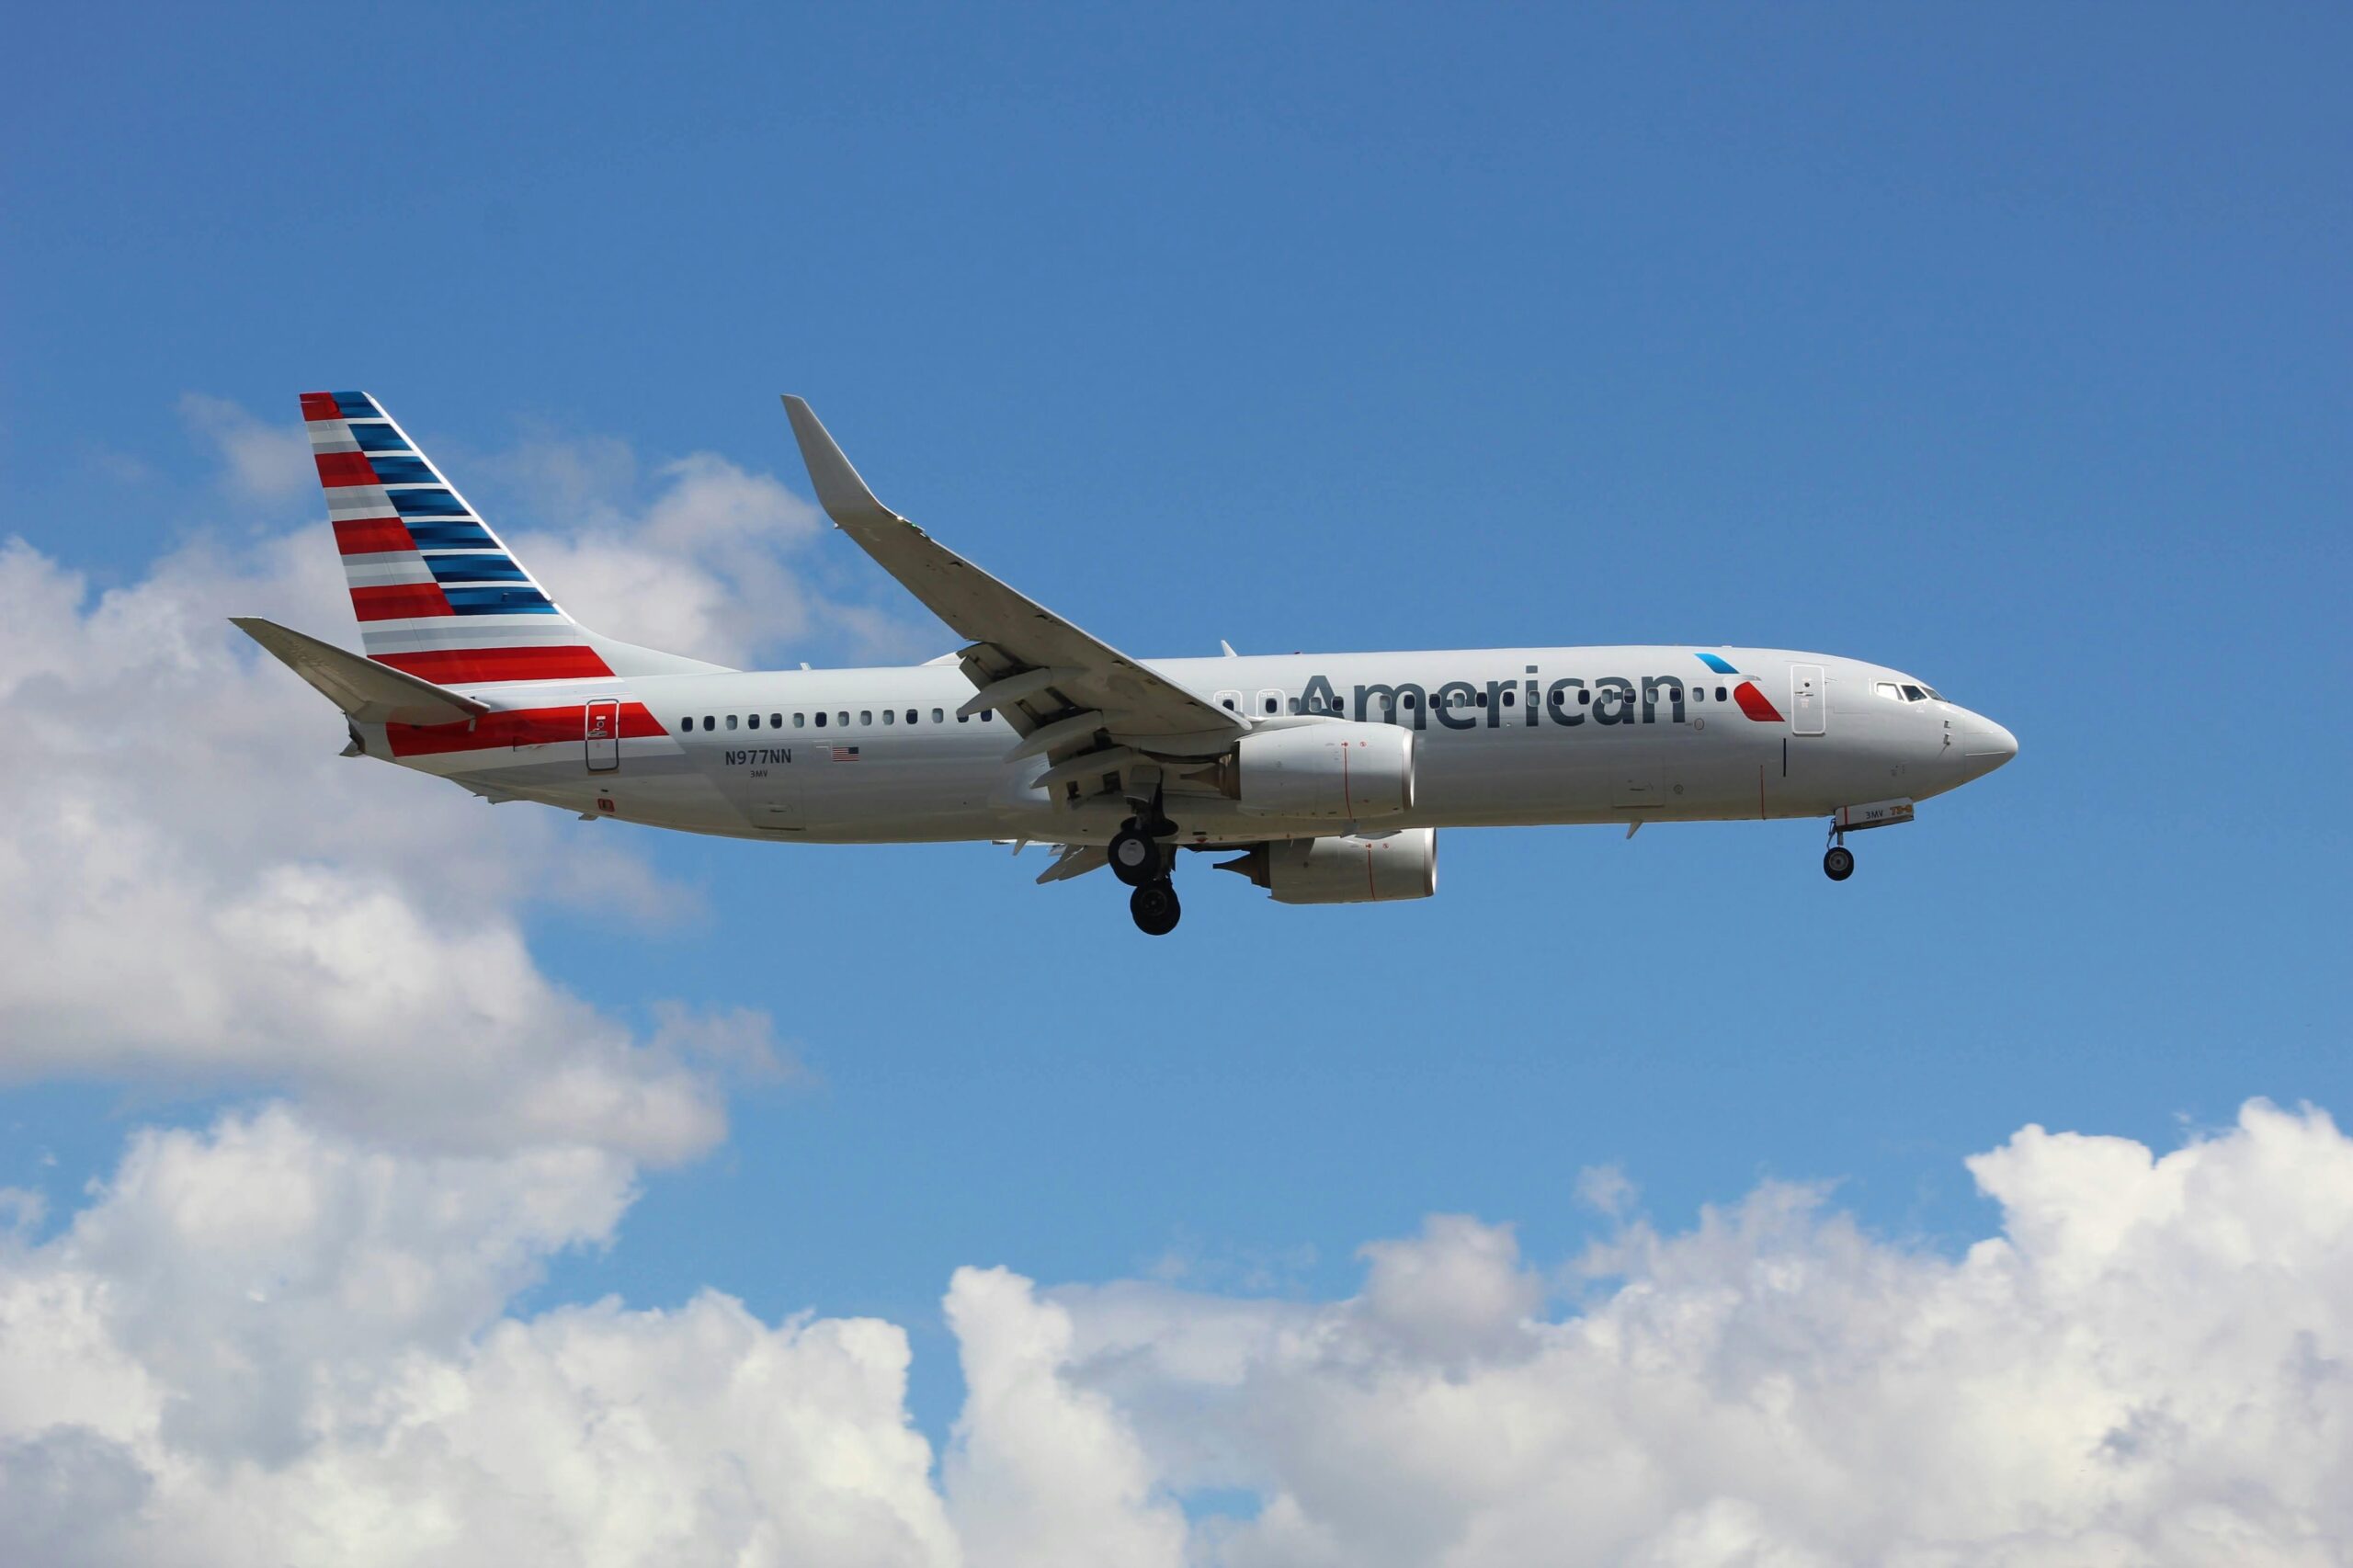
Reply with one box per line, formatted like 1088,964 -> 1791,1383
231,617 -> 491,727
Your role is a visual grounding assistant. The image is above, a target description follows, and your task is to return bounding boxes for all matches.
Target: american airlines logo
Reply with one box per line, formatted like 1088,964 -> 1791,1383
1299,654 -> 1784,732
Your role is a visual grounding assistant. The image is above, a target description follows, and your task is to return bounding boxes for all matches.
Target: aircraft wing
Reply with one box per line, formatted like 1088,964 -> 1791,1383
782,398 -> 1248,762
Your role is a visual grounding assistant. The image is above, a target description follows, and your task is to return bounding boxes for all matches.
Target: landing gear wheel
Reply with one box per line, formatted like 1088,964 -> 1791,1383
1823,846 -> 1856,881
1108,826 -> 1163,887
1130,881 -> 1181,936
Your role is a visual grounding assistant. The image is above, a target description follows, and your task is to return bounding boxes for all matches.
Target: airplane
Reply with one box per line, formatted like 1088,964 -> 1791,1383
237,392 -> 2018,936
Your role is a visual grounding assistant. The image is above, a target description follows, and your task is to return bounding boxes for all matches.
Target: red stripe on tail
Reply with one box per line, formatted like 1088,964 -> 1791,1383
334,517 -> 415,555
314,451 -> 379,487
350,584 -> 455,620
299,392 -> 343,422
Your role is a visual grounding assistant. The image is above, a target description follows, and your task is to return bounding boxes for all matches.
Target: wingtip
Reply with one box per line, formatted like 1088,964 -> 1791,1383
779,395 -> 894,527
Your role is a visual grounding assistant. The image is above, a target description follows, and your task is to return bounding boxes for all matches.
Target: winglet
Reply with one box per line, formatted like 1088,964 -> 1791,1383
781,396 -> 897,528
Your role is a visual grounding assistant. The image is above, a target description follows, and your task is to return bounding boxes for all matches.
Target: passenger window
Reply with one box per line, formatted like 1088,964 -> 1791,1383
702,715 -> 715,730
1691,687 -> 1704,703
1583,690 -> 1593,705
770,713 -> 781,727
1503,689 -> 1516,707
727,714 -> 738,730
882,709 -> 894,725
837,711 -> 848,725
1714,687 -> 1726,702
1404,693 -> 1418,708
981,710 -> 993,722
814,711 -> 827,727
747,713 -> 760,729
931,708 -> 943,723
906,710 -> 917,724
794,713 -> 806,728
1222,698 -> 1235,710
1475,690 -> 1488,708
860,710 -> 872,725
1265,696 -> 1279,714
677,716 -> 690,732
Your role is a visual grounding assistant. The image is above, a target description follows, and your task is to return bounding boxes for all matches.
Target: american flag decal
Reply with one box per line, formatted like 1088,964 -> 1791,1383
827,744 -> 861,762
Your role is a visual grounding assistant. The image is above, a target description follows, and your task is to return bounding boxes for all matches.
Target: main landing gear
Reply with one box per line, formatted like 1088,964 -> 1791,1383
1115,787 -> 1183,935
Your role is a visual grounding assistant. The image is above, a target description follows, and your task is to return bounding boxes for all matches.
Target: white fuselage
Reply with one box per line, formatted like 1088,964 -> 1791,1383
371,645 -> 2018,847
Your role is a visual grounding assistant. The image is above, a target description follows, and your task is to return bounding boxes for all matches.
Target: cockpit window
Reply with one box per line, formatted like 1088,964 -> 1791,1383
1875,682 -> 1900,701
1901,684 -> 1927,701
1925,687 -> 1945,701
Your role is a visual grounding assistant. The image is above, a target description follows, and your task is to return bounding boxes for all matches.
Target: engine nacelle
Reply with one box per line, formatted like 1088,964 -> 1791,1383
1215,722 -> 1415,820
1219,828 -> 1439,905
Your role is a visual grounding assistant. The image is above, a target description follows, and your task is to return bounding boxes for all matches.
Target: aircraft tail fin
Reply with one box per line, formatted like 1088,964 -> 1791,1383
298,392 -> 728,686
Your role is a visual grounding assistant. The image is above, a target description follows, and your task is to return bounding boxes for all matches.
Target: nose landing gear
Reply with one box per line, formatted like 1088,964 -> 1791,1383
1824,844 -> 1856,881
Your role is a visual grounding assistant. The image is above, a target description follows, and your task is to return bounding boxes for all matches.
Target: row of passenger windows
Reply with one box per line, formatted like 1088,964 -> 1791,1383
680,708 -> 996,733
685,681 -> 1752,733
1222,684 -> 1737,715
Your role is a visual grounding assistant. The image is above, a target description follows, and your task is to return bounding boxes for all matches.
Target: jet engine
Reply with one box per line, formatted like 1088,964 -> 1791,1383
1218,828 -> 1438,904
1210,722 -> 1415,820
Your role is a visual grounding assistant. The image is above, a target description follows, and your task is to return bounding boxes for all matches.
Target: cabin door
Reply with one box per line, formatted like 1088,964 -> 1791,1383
584,698 -> 621,771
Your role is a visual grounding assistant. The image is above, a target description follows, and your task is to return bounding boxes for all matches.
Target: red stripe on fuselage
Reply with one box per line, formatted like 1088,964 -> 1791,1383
372,645 -> 613,683
1733,681 -> 1784,722
314,451 -> 378,487
334,517 -> 415,555
387,700 -> 667,758
299,392 -> 343,422
350,584 -> 454,620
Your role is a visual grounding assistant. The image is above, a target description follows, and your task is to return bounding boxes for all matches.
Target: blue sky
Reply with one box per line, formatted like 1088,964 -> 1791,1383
6,1 -> 2349,1451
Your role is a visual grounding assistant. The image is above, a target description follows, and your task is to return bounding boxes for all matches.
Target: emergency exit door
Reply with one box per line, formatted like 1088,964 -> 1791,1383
584,698 -> 620,771
1790,665 -> 1825,736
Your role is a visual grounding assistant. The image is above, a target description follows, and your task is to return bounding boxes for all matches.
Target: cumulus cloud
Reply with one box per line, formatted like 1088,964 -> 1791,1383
476,429 -> 937,668
0,404 -> 798,1159
6,1100 -> 2352,1566
176,393 -> 314,500
0,1107 -> 955,1568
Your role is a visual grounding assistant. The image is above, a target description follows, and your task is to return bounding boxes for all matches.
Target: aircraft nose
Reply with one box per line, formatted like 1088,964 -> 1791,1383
1961,713 -> 2018,773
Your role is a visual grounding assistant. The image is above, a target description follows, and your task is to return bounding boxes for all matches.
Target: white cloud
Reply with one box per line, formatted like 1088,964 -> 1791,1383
481,432 -> 936,669
177,393 -> 313,500
0,1106 -> 957,1568
0,430 -> 777,1160
11,1099 -> 2352,1567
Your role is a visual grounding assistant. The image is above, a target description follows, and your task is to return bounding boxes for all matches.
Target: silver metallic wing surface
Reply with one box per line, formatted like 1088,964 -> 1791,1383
781,396 -> 1248,757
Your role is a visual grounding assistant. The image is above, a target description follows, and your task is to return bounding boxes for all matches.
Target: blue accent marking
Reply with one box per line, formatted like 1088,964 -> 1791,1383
1696,653 -> 1738,674
426,554 -> 530,584
333,392 -> 379,419
364,455 -> 436,485
445,586 -> 558,614
403,519 -> 496,550
389,488 -> 470,517
347,423 -> 410,453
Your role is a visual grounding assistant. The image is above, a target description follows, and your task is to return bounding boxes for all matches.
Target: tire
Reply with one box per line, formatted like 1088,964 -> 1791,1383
1108,827 -> 1161,887
1824,846 -> 1856,881
1130,881 -> 1181,936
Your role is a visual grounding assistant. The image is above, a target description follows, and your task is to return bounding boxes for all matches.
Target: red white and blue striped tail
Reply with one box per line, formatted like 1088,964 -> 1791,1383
301,392 -> 726,686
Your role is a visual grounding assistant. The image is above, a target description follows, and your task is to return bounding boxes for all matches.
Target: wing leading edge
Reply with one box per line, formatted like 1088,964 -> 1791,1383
780,398 -> 1248,776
